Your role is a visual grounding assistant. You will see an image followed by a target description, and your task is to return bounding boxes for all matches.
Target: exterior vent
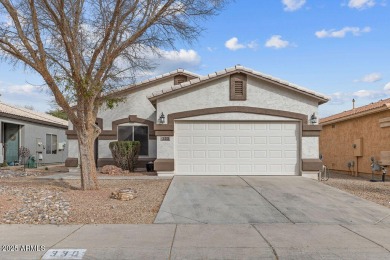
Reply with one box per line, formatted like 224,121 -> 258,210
234,81 -> 244,95
230,73 -> 247,101
174,75 -> 188,85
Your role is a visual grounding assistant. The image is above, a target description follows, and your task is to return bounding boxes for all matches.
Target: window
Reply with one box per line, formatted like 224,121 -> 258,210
230,73 -> 247,100
46,134 -> 57,154
118,125 -> 148,156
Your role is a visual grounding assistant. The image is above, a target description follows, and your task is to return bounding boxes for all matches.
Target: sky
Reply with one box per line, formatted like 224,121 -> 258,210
0,0 -> 389,118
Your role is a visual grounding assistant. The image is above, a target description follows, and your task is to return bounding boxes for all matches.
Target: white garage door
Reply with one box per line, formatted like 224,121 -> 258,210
175,121 -> 299,175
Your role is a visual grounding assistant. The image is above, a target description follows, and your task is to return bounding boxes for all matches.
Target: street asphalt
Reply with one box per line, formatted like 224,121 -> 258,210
1,176 -> 389,259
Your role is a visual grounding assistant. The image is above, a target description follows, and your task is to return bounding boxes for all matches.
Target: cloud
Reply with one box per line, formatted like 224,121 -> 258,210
315,26 -> 371,38
282,0 -> 306,11
207,47 -> 217,52
328,92 -> 350,105
348,0 -> 376,9
328,88 -> 387,105
353,89 -> 383,98
355,72 -> 382,83
225,37 -> 246,51
384,82 -> 390,93
3,84 -> 39,95
247,40 -> 259,50
265,35 -> 290,49
152,49 -> 201,74
224,37 -> 258,51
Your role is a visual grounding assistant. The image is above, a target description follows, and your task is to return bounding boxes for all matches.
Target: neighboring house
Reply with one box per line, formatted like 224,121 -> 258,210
320,98 -> 390,174
66,65 -> 329,178
0,102 -> 68,165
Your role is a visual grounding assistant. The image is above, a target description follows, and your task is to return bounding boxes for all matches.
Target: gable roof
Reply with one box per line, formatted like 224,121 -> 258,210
147,65 -> 329,104
320,98 -> 390,125
0,102 -> 68,128
106,69 -> 200,98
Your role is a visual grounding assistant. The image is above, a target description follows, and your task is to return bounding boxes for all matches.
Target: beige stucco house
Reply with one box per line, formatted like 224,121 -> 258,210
66,65 -> 329,178
320,98 -> 390,174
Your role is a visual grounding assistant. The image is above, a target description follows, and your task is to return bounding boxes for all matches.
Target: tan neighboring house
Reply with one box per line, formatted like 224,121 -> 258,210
319,98 -> 390,174
0,102 -> 68,165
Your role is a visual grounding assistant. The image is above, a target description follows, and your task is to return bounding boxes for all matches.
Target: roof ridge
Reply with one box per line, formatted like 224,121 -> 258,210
0,102 -> 67,126
148,65 -> 329,102
320,98 -> 390,123
107,69 -> 201,96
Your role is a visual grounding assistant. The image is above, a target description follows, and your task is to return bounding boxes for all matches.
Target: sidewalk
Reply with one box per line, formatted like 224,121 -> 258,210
36,168 -> 172,180
1,223 -> 389,259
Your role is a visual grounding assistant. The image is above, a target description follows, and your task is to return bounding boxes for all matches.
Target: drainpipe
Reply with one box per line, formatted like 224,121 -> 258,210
356,156 -> 359,177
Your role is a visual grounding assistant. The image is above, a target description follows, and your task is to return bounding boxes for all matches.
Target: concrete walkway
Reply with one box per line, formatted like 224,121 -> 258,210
0,223 -> 389,259
36,168 -> 172,180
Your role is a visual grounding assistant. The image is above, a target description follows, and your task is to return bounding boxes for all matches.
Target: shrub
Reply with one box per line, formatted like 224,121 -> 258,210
109,141 -> 140,172
18,146 -> 30,171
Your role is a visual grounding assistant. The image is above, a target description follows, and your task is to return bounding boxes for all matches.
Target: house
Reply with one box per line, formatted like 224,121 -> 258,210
66,65 -> 329,178
319,98 -> 390,174
0,102 -> 68,166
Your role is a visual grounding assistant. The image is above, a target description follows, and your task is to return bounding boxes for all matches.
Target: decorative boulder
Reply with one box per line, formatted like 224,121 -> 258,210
110,188 -> 137,201
101,165 -> 123,175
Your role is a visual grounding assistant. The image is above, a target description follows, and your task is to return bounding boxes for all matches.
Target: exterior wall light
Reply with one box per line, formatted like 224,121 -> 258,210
310,113 -> 317,124
159,112 -> 165,124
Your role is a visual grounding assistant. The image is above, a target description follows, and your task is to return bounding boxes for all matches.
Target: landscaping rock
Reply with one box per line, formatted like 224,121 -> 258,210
111,188 -> 137,201
101,165 -> 123,175
0,186 -> 71,224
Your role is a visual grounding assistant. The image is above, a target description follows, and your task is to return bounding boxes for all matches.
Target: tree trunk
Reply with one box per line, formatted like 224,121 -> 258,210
77,127 -> 100,190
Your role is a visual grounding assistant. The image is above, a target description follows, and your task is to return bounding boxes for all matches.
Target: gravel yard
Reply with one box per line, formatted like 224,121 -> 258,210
2,168 -> 389,225
323,171 -> 390,208
0,169 -> 171,224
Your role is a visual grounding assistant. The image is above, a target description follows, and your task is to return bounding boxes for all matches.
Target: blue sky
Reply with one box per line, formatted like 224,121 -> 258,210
1,0 -> 389,118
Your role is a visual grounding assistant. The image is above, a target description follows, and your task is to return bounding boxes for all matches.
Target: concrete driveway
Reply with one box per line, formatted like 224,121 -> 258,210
155,176 -> 390,225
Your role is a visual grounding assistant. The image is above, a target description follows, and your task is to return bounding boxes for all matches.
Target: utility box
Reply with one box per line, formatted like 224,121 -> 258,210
379,151 -> 390,166
36,138 -> 44,152
353,138 -> 363,157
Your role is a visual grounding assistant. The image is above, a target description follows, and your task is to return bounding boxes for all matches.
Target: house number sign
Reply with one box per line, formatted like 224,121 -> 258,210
160,137 -> 170,141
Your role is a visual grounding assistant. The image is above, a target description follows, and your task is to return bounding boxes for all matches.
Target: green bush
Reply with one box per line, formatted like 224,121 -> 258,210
1,161 -> 8,167
109,141 -> 140,172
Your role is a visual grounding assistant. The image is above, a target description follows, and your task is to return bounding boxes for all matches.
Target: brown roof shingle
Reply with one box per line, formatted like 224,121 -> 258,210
320,98 -> 390,124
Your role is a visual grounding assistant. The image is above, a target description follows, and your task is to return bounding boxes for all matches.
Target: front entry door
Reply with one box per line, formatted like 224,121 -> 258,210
4,123 -> 20,164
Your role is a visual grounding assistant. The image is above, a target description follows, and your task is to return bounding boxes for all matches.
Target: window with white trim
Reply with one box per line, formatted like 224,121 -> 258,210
118,125 -> 149,156
46,134 -> 57,154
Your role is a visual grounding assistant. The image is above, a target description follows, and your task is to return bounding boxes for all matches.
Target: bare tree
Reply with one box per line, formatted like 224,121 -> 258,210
0,0 -> 227,190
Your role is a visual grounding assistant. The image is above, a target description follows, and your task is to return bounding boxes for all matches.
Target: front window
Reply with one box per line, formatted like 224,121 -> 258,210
46,134 -> 57,154
118,125 -> 148,156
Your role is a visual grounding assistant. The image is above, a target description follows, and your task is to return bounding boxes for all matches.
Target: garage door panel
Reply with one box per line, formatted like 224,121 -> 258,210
254,137 -> 267,144
223,124 -> 237,130
269,150 -> 283,158
175,121 -> 299,175
269,137 -> 282,144
239,137 -> 252,144
223,137 -> 237,144
239,150 -> 252,158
